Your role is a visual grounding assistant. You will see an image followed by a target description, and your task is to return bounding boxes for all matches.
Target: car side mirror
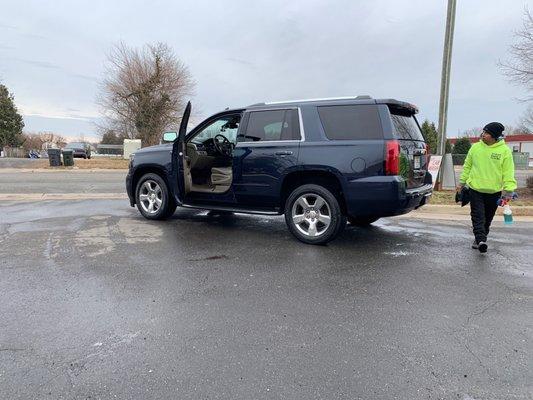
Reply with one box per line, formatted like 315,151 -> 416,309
163,131 -> 177,142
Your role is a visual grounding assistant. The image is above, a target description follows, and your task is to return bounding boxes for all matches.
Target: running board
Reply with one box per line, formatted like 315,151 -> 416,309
181,203 -> 280,216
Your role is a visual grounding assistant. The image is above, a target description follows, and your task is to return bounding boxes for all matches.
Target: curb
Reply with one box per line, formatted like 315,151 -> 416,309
419,204 -> 533,217
401,210 -> 533,222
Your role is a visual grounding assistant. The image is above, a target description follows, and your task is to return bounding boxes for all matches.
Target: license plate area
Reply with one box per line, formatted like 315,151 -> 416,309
413,156 -> 421,169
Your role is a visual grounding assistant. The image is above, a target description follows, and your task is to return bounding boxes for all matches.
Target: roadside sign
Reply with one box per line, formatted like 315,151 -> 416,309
428,155 -> 442,188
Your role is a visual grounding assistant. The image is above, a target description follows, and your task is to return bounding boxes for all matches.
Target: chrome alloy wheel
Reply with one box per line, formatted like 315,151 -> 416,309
139,180 -> 163,214
291,193 -> 331,237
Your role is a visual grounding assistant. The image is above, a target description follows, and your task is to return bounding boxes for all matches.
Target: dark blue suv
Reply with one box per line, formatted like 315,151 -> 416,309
126,96 -> 432,244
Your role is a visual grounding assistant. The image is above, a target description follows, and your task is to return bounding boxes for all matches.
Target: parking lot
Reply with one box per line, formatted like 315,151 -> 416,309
0,172 -> 532,399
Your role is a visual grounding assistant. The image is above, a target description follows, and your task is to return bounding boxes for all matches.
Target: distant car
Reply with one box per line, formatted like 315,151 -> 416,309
126,96 -> 432,244
64,142 -> 92,159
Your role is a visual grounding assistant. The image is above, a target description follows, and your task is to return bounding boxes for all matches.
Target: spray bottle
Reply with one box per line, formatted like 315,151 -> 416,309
497,196 -> 514,225
503,202 -> 513,224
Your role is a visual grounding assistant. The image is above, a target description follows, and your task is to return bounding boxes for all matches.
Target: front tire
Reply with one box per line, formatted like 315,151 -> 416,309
284,184 -> 346,245
135,173 -> 176,220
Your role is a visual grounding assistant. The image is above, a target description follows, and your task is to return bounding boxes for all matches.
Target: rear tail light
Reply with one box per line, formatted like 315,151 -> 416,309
425,143 -> 430,165
385,140 -> 400,175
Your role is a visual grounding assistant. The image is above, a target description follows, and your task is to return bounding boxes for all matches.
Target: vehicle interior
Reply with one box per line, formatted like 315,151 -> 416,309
183,114 -> 241,194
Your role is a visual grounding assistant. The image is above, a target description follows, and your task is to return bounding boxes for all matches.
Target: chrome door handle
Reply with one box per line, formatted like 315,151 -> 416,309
275,151 -> 293,156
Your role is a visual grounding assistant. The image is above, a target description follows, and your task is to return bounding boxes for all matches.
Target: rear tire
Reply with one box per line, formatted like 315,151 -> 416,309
348,216 -> 380,226
284,184 -> 346,245
135,173 -> 176,220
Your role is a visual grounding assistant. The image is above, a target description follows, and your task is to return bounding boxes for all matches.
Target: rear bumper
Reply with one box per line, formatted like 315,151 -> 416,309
72,151 -> 87,158
344,176 -> 432,217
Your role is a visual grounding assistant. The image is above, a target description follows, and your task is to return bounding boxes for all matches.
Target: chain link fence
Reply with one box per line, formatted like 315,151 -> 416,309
452,152 -> 529,169
95,144 -> 123,156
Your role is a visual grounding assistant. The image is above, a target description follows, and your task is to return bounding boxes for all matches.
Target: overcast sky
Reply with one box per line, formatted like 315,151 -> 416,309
0,0 -> 531,141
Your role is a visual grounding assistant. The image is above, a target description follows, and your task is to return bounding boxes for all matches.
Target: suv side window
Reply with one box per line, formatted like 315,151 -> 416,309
318,105 -> 382,140
191,114 -> 241,144
243,109 -> 300,142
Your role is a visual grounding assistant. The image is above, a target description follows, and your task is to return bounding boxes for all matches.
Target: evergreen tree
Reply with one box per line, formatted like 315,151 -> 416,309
420,119 -> 438,154
0,84 -> 24,148
452,137 -> 472,155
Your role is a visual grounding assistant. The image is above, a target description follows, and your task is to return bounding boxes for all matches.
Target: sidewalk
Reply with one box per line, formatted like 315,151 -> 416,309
405,204 -> 533,222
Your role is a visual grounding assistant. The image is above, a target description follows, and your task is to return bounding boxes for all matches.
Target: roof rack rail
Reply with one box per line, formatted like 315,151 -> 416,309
250,96 -> 374,107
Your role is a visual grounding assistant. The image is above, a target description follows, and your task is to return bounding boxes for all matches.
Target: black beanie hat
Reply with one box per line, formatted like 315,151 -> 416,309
483,122 -> 505,139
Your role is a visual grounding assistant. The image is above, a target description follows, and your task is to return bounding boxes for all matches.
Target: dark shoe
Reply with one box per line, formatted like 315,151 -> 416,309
472,241 -> 479,249
478,241 -> 488,253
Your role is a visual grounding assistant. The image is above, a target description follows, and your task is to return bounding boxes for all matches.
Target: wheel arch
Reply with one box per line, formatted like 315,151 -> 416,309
131,165 -> 174,205
280,168 -> 347,214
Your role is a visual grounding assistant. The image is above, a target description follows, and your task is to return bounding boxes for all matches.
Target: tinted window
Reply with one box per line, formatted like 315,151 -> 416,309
389,109 -> 424,141
318,105 -> 382,140
243,110 -> 300,142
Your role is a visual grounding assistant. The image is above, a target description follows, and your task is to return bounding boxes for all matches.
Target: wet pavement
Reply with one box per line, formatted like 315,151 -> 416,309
0,200 -> 532,399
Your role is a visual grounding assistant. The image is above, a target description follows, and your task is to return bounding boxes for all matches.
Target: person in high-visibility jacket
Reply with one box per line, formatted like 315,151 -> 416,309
457,122 -> 517,253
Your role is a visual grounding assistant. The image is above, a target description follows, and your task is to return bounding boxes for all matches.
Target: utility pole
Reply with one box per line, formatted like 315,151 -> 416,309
436,0 -> 457,189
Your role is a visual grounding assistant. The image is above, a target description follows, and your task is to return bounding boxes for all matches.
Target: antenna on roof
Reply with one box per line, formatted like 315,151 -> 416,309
355,95 -> 372,99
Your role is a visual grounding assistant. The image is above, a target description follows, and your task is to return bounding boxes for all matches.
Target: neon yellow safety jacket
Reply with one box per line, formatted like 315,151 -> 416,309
460,139 -> 517,194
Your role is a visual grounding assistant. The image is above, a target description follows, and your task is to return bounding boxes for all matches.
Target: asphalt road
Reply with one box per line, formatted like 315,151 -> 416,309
0,170 -> 126,194
0,198 -> 532,399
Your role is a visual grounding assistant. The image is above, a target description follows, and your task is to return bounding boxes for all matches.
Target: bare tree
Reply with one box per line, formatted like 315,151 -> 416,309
499,8 -> 533,101
98,42 -> 195,147
459,127 -> 484,138
517,105 -> 533,132
22,131 -> 67,150
40,132 -> 67,148
21,133 -> 44,151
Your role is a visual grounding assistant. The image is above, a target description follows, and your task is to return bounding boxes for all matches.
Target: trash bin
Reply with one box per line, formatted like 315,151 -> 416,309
62,149 -> 74,167
47,148 -> 62,167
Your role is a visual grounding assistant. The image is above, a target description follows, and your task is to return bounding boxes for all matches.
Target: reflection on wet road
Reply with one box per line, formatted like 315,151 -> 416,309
0,199 -> 532,399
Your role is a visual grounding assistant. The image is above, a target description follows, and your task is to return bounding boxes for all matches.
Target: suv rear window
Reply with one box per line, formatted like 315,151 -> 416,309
389,108 -> 424,141
317,105 -> 382,140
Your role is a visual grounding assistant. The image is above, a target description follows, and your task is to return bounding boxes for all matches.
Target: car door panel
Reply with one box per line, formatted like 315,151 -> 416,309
232,109 -> 301,208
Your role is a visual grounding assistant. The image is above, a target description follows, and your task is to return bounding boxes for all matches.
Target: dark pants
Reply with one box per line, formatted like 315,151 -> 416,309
469,189 -> 501,243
